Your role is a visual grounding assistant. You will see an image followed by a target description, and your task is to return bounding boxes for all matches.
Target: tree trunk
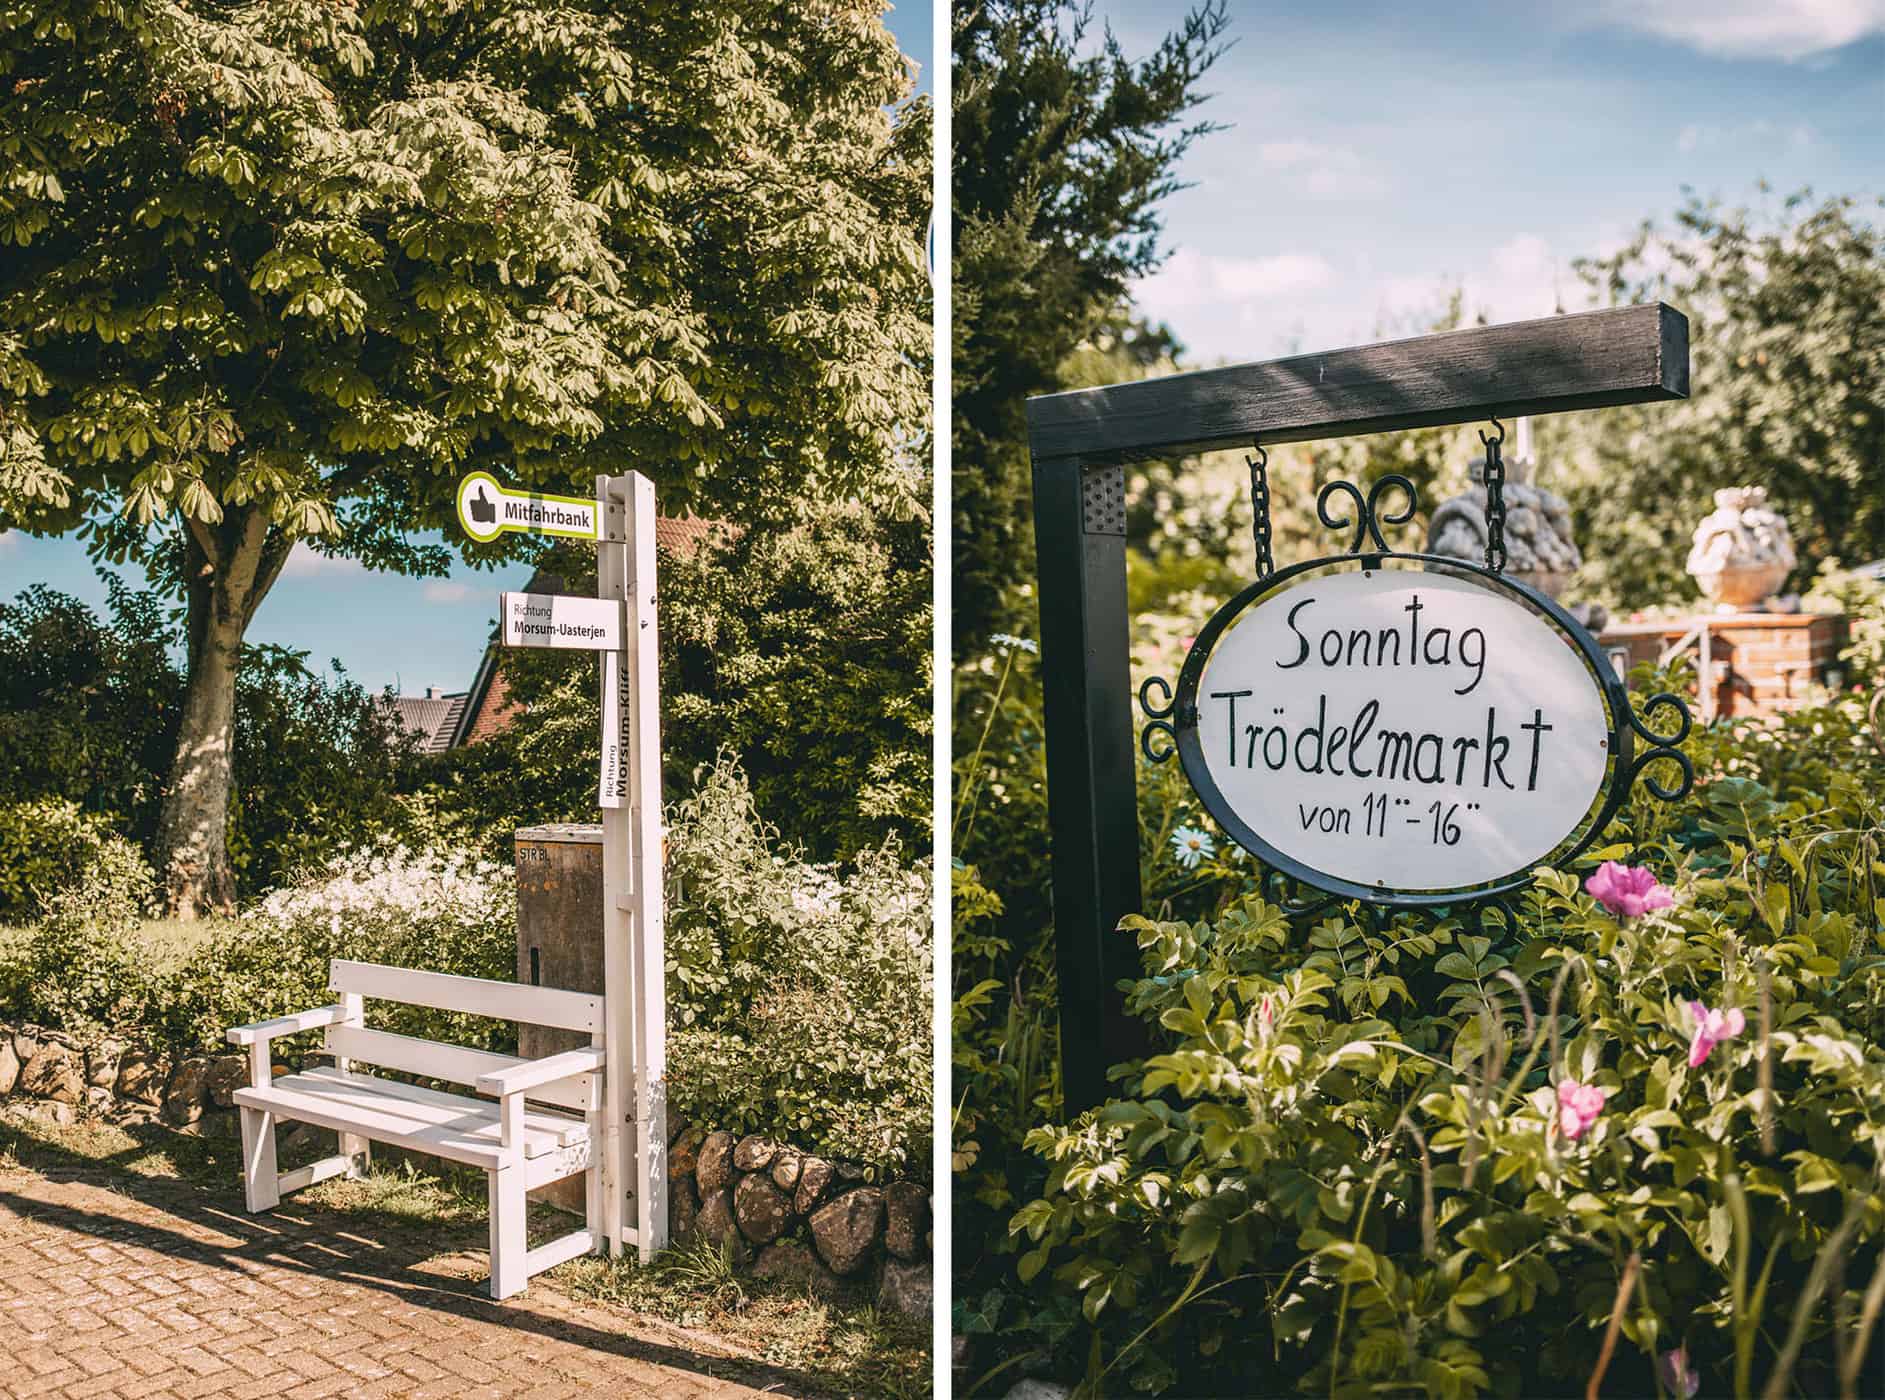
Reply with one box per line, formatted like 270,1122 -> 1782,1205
154,507 -> 290,918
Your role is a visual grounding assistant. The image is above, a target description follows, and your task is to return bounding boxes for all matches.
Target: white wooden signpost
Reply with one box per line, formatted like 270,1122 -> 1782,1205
458,468 -> 667,1263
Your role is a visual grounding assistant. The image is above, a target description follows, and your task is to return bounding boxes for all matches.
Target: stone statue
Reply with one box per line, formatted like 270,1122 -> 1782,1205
1426,446 -> 1608,630
1686,487 -> 1795,611
1427,452 -> 1583,597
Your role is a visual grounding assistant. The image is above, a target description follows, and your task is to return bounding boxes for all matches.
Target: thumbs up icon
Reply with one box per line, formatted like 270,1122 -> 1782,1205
469,485 -> 496,525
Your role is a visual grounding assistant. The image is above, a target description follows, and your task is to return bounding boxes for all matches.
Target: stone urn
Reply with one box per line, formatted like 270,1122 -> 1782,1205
1686,487 -> 1795,611
1426,451 -> 1582,598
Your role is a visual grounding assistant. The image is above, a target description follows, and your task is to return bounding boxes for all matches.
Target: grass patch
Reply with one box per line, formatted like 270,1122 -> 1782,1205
561,1241 -> 931,1400
0,917 -> 228,975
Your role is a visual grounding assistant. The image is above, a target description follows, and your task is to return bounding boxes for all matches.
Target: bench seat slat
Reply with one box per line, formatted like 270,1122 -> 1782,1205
239,1075 -> 587,1165
234,1082 -> 512,1170
295,1068 -> 586,1155
328,959 -> 603,1033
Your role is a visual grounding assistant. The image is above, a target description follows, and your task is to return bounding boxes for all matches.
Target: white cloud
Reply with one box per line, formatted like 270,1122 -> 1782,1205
1675,118 -> 1816,154
0,530 -> 16,556
1255,140 -> 1389,200
1587,0 -> 1885,61
422,580 -> 471,604
281,543 -> 369,580
1377,234 -> 1574,332
1132,249 -> 1339,364
1137,248 -> 1335,315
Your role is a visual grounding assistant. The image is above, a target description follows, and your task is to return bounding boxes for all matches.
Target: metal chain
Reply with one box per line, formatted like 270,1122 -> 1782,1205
1247,442 -> 1274,579
1479,416 -> 1507,573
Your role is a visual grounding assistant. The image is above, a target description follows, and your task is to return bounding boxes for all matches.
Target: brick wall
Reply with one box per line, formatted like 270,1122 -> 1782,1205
463,663 -> 520,743
1598,613 -> 1850,719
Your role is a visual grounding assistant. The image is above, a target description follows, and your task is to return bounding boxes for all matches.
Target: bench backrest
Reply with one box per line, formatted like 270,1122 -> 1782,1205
322,959 -> 603,1112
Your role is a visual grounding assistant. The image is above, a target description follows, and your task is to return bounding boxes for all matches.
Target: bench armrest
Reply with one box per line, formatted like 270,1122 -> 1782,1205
476,1047 -> 605,1099
227,1004 -> 350,1046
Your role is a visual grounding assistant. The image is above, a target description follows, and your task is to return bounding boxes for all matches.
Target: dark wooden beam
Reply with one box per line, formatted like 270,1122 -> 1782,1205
1026,302 -> 1688,464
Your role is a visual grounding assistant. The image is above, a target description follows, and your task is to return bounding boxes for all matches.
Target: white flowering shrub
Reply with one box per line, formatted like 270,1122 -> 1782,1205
165,845 -> 516,1051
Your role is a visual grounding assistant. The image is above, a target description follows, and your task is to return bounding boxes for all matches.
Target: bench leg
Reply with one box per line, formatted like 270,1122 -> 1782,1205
239,1106 -> 280,1213
488,1168 -> 526,1301
340,1131 -> 370,1180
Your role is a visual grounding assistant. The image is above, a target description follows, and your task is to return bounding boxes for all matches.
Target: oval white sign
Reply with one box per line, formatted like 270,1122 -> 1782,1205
1183,566 -> 1611,894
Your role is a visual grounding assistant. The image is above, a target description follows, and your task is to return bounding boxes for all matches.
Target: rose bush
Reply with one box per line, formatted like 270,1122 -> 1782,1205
990,717 -> 1885,1397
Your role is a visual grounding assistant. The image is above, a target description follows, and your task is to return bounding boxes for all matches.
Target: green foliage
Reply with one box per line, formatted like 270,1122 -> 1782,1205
951,0 -> 1228,650
0,759 -> 931,1174
666,759 -> 932,1174
226,643 -> 421,893
0,582 -> 176,841
1558,191 -> 1885,610
0,824 -> 159,1034
412,499 -> 932,865
0,795 -> 120,923
0,584 -> 422,899
1806,561 -> 1885,683
167,844 -> 519,1054
0,0 -> 929,542
0,0 -> 928,907
987,701 -> 1885,1397
661,503 -> 933,862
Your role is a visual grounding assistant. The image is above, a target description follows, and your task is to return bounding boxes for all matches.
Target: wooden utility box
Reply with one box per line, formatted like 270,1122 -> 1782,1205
513,823 -> 606,1210
1599,612 -> 1849,719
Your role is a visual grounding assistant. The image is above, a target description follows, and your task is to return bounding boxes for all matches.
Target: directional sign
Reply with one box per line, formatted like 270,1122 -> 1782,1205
1178,565 -> 1613,896
457,471 -> 598,544
500,592 -> 623,650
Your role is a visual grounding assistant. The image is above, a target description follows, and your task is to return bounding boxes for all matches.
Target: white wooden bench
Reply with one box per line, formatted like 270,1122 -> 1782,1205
226,959 -> 607,1300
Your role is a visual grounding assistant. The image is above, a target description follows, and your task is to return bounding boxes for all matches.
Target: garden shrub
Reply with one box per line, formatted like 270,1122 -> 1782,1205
0,827 -> 160,1034
993,753 -> 1885,1397
415,500 -> 932,868
0,795 -> 127,924
163,844 -> 519,1054
667,758 -> 932,1175
0,584 -> 424,899
0,759 -> 932,1178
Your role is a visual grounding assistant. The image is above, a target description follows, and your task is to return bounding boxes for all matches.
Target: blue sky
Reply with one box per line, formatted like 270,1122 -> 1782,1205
1120,0 -> 1885,364
0,0 -> 934,696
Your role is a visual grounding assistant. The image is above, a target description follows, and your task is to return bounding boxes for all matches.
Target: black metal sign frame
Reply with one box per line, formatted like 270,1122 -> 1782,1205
1139,474 -> 1693,912
1025,304 -> 1692,1110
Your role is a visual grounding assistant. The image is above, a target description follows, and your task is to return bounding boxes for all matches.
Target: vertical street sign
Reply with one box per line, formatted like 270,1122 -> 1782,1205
596,471 -> 668,1262
459,466 -> 666,1262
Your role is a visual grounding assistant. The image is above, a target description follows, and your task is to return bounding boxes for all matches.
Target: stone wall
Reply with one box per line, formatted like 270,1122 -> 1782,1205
0,1021 -> 246,1131
669,1125 -> 932,1319
0,1020 -> 932,1318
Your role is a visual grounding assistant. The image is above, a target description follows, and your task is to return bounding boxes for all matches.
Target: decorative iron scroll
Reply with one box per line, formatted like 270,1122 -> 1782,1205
1157,471 -> 1695,914
1316,473 -> 1418,554
1139,675 -> 1180,764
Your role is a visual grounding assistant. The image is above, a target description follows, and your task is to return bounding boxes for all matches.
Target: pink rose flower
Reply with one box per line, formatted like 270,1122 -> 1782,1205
1658,1344 -> 1700,1398
1584,861 -> 1674,919
1555,1078 -> 1610,1141
1687,1000 -> 1746,1068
